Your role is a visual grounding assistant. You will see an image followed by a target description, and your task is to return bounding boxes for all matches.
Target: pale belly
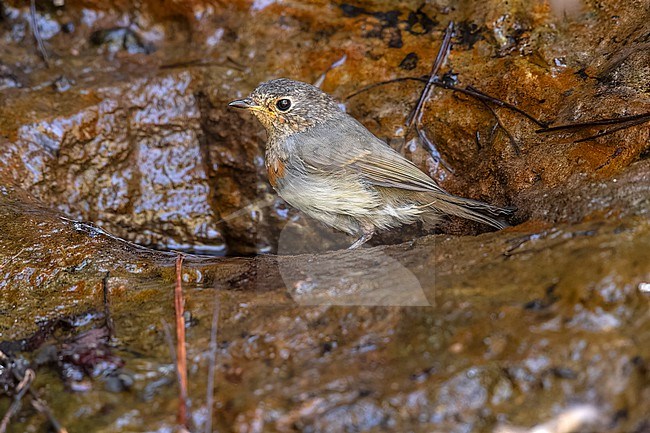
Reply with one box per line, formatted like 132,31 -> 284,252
274,170 -> 429,235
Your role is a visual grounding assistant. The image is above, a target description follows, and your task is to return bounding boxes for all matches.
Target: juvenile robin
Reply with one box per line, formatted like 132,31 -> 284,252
229,78 -> 514,249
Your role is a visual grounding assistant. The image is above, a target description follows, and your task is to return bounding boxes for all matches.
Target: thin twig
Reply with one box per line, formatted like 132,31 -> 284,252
536,112 -> 650,133
205,299 -> 220,433
344,77 -> 426,101
416,127 -> 455,173
478,98 -> 521,155
408,22 -> 455,171
30,392 -> 68,433
573,117 -> 650,143
345,77 -> 547,128
174,254 -> 189,429
161,319 -> 192,433
0,369 -> 35,433
462,85 -> 547,127
29,0 -> 50,68
102,272 -> 116,339
407,21 -> 454,129
226,56 -> 247,70
161,319 -> 190,433
341,23 -> 553,162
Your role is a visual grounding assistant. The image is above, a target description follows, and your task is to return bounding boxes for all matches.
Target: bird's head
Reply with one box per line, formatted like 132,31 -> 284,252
228,78 -> 342,137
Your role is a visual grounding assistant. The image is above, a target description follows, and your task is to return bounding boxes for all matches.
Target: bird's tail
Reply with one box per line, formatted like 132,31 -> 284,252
433,194 -> 515,230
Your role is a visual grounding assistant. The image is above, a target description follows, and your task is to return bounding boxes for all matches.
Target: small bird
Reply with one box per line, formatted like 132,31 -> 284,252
229,78 -> 513,249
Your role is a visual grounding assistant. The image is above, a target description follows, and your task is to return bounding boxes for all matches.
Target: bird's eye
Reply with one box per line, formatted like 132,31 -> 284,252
276,98 -> 291,111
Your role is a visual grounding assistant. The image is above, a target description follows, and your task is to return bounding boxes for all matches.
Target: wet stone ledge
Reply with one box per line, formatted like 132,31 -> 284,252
0,185 -> 649,432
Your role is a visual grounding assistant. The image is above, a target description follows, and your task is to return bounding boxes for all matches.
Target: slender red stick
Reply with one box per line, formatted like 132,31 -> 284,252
174,254 -> 188,428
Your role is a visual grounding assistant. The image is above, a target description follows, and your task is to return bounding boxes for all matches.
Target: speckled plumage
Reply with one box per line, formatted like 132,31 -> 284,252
229,78 -> 513,249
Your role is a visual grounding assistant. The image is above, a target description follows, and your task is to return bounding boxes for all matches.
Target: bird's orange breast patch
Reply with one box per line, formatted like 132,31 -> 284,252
267,160 -> 285,188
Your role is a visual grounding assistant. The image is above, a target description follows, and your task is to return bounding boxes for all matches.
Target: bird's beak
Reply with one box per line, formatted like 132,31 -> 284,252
228,98 -> 257,110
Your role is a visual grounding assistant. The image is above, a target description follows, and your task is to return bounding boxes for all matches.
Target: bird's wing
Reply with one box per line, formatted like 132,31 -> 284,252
290,115 -> 446,194
286,115 -> 513,228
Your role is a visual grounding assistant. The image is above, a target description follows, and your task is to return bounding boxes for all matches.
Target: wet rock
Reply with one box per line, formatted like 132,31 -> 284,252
197,86 -> 276,255
1,0 -> 647,254
597,44 -> 650,94
1,184 -> 649,431
0,71 -> 226,254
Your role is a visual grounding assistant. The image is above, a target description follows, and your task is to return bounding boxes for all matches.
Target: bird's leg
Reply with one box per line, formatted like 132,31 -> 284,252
348,230 -> 374,250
